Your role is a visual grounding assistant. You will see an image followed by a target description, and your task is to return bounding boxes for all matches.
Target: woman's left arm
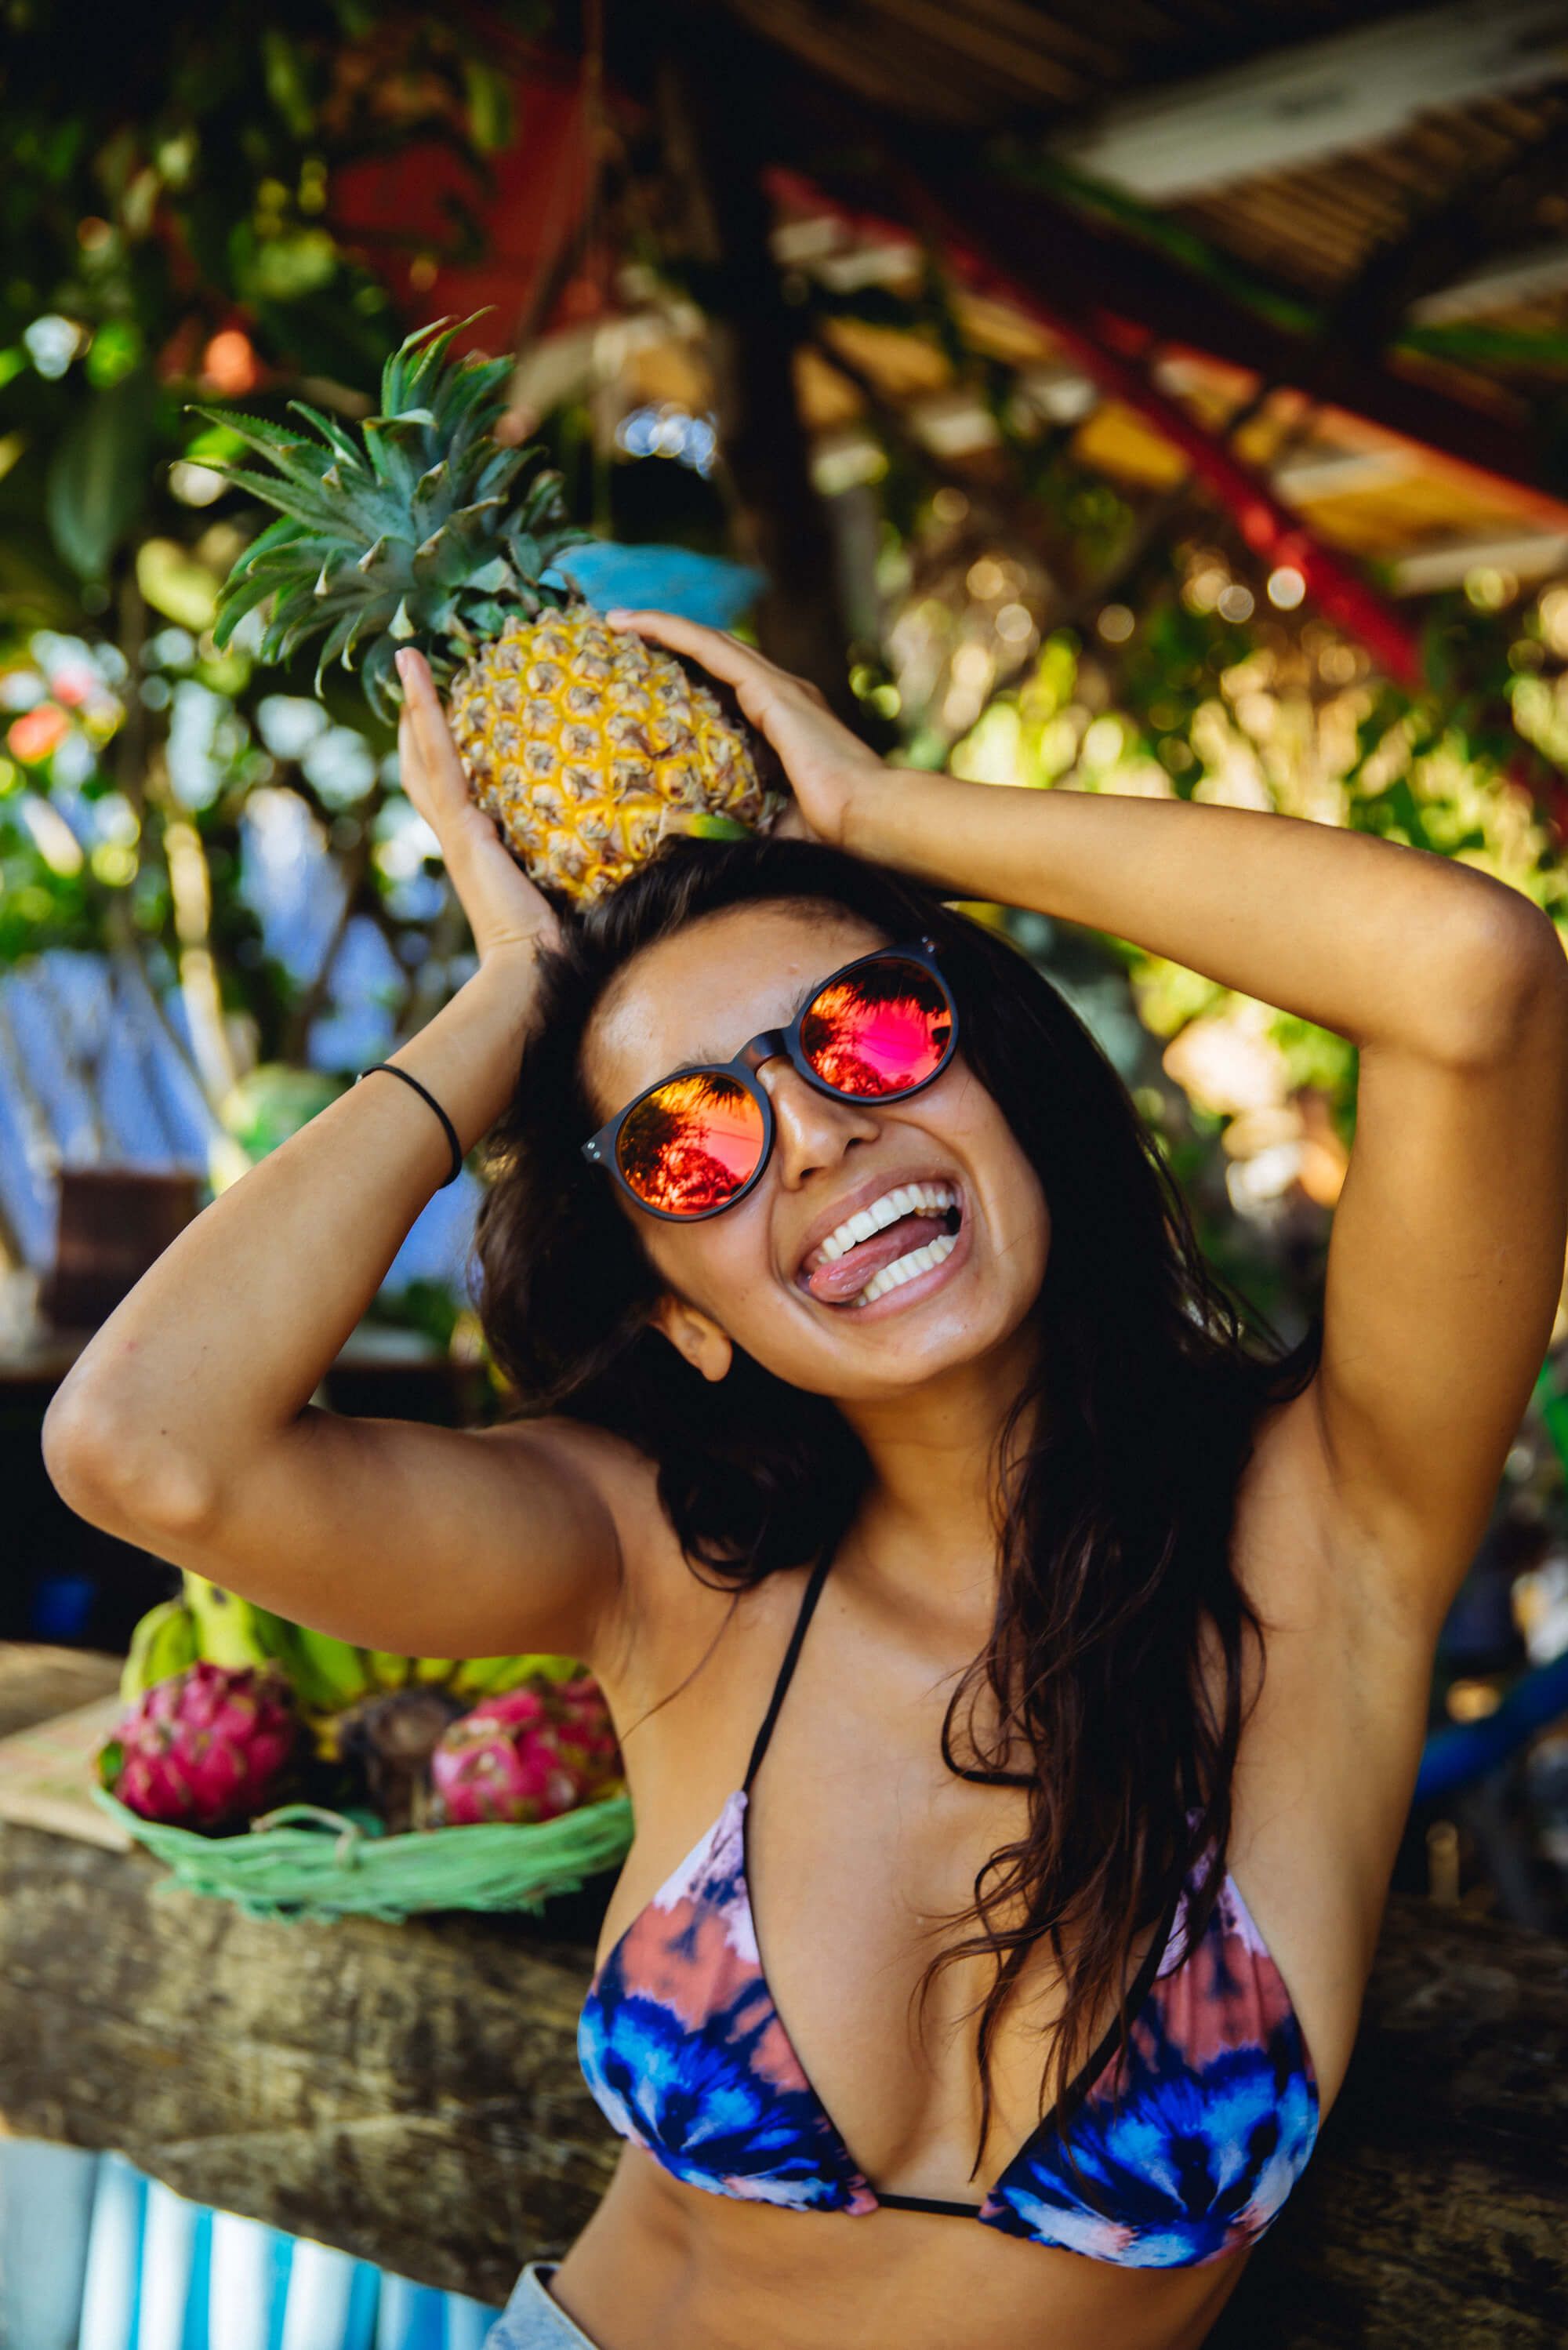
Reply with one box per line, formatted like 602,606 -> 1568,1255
877,751 -> 1568,1643
609,610 -> 1568,1634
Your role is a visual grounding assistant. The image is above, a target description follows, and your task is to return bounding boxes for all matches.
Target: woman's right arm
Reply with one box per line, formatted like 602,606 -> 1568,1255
42,652 -> 637,1671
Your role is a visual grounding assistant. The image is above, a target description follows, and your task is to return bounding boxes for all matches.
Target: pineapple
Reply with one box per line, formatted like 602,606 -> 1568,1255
198,316 -> 782,905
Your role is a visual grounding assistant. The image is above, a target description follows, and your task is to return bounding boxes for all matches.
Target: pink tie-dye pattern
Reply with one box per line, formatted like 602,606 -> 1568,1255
1140,1874 -> 1316,2086
593,1789 -> 842,2105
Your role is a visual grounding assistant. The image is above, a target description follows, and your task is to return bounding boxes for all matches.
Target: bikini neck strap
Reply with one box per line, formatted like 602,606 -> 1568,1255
742,1539 -> 838,1794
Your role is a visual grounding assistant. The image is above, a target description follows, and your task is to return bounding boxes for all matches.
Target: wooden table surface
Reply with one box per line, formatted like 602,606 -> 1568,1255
0,1644 -> 1564,2342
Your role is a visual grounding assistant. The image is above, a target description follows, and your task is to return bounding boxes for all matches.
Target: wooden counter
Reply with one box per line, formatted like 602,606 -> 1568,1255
0,1645 -> 1564,2342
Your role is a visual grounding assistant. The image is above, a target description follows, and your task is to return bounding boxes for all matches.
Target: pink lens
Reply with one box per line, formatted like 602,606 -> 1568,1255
615,1072 -> 766,1214
800,957 -> 953,1097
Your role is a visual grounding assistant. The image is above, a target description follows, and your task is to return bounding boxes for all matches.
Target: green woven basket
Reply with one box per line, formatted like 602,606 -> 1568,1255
90,1787 -> 634,1923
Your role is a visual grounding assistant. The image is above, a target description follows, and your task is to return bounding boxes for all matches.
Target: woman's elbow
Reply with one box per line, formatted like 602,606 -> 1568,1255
41,1385 -> 217,1545
1438,895 -> 1568,1068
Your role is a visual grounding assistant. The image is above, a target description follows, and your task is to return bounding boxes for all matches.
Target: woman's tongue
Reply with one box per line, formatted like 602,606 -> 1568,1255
805,1212 -> 949,1305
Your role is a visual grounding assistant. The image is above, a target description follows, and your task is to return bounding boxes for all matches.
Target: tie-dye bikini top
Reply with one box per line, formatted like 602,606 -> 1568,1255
577,1541 -> 1320,2268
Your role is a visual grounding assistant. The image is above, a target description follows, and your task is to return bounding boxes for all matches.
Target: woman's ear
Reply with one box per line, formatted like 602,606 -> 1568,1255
648,1293 -> 734,1384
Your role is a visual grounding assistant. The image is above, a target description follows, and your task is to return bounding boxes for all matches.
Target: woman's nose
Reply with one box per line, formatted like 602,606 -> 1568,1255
760,1059 -> 880,1185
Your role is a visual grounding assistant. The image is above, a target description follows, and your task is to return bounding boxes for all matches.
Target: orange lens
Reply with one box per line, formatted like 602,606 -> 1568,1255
800,958 -> 952,1097
615,1071 -> 766,1214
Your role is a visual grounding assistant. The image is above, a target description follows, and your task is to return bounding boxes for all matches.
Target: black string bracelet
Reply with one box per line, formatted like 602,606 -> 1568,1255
354,1063 -> 464,1187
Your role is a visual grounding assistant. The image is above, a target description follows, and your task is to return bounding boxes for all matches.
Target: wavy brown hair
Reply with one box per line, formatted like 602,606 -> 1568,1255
470,836 -> 1321,2174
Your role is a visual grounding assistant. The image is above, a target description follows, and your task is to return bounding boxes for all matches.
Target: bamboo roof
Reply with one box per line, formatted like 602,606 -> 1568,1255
698,0 -> 1568,585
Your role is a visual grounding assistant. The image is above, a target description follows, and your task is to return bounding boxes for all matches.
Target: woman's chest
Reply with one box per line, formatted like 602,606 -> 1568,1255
742,1727 -> 1076,2191
605,1594 -> 1100,2194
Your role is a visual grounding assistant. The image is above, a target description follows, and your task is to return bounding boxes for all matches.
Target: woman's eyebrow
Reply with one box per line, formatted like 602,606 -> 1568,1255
686,976 -> 819,1066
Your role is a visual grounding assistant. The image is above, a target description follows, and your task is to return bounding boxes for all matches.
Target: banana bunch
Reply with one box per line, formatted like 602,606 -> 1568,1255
119,1575 -> 286,1704
118,1596 -> 200,1705
117,1574 -> 584,1760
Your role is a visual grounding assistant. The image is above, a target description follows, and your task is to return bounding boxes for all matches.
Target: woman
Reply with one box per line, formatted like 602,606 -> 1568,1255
44,615 -> 1568,2350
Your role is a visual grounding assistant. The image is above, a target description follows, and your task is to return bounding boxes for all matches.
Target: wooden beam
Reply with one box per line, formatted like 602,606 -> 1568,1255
1048,0 -> 1568,201
1412,245 -> 1568,323
653,21 -> 860,720
767,154 -> 1566,516
2,1825 -> 1566,2332
776,168 -> 1427,688
1313,114 -> 1568,373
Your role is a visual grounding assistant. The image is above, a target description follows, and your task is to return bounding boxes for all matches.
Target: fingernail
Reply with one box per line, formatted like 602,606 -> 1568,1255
604,608 -> 633,627
395,648 -> 415,680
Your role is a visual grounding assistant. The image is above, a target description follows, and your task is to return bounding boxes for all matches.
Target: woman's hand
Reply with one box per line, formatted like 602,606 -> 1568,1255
394,647 -> 562,966
602,610 -> 887,852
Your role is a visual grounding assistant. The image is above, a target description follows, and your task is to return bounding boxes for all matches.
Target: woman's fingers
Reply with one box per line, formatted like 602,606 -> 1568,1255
604,608 -> 848,756
394,649 -> 562,964
604,609 -> 800,696
395,649 -> 472,815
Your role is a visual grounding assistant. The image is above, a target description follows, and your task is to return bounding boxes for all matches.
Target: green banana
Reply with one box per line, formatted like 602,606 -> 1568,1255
410,1655 -> 463,1684
241,1602 -> 316,1673
364,1650 -> 415,1691
181,1572 -> 277,1672
119,1598 -> 200,1704
164,1575 -> 585,1738
447,1651 -> 581,1701
274,1621 -> 377,1712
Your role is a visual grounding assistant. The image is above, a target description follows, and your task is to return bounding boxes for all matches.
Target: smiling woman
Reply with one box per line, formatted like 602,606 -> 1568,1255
469,837 -> 1323,2243
41,623 -> 1568,2350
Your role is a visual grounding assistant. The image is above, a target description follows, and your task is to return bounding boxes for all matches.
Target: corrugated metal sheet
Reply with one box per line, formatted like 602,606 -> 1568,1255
0,947 -> 479,1302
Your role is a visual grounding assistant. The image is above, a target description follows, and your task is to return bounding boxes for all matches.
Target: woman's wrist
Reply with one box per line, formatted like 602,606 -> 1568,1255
839,764 -> 960,879
383,947 -> 545,1164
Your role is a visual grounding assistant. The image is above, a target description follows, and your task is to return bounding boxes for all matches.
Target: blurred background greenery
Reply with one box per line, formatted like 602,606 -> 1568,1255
5,0 -> 1568,1912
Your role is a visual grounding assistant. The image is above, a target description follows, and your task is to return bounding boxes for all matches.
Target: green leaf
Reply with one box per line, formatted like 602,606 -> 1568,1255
459,597 -> 513,634
85,318 -> 144,390
136,538 -> 220,630
464,59 -> 514,154
262,27 -> 318,139
45,369 -> 158,579
462,556 -> 513,594
229,514 -> 310,572
198,462 -> 347,534
189,406 -> 310,466
247,227 -> 338,303
361,632 -> 401,720
285,399 -> 369,474
313,611 -> 358,688
212,566 -> 280,646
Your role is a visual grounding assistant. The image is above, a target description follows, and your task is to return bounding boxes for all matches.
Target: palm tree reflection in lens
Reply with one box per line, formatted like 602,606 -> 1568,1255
617,1072 -> 766,1212
803,961 -> 952,1097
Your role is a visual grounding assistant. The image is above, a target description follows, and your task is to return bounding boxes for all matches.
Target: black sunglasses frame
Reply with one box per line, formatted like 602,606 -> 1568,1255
581,936 -> 958,1221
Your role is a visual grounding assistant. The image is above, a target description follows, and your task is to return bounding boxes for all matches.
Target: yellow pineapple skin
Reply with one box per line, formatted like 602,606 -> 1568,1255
448,608 -> 783,906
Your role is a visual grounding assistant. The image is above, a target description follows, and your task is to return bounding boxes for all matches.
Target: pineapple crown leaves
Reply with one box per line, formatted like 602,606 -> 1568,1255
188,314 -> 582,721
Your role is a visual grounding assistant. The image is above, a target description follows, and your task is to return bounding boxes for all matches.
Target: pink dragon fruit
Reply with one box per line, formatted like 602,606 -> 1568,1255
552,1676 -> 622,1792
98,1659 -> 299,1831
430,1673 -> 620,1826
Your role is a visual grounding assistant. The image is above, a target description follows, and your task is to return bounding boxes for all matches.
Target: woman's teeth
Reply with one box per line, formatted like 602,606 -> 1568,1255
855,1228 -> 957,1305
800,1182 -> 963,1309
814,1182 -> 956,1263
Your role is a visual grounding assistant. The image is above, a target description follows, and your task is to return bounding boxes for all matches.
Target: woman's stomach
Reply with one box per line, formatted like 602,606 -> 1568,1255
546,2144 -> 1252,2350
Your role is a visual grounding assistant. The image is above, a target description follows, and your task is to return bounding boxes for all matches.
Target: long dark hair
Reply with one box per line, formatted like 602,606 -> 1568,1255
471,836 -> 1321,2171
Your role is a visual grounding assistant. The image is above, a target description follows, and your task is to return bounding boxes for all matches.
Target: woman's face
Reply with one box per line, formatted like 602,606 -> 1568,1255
581,901 -> 1051,1403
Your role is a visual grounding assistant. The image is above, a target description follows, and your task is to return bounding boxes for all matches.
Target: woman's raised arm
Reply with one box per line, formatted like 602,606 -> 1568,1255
42,653 -> 641,1673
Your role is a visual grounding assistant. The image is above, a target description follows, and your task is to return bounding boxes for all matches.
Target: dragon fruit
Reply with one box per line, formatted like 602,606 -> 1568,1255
430,1673 -> 621,1826
98,1659 -> 299,1831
